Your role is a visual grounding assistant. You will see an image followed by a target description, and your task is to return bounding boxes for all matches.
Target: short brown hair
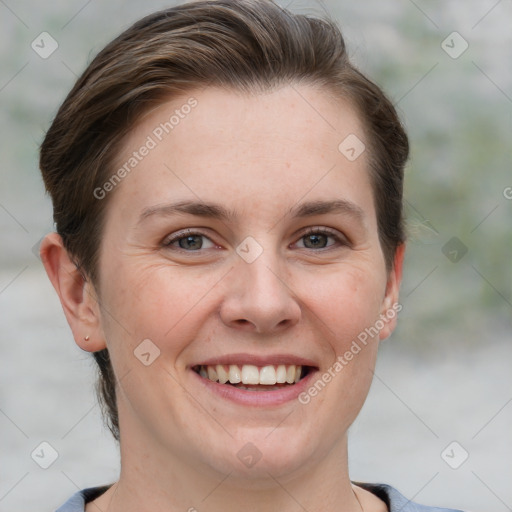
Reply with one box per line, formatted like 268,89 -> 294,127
40,0 -> 409,441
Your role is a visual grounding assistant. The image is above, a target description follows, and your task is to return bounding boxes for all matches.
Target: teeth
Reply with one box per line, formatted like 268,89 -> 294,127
197,363 -> 303,386
241,365 -> 260,384
260,365 -> 277,385
229,365 -> 241,383
216,364 -> 229,384
207,366 -> 218,381
286,365 -> 296,384
276,365 -> 287,383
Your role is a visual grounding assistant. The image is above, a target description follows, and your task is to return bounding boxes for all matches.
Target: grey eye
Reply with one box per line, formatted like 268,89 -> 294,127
164,231 -> 216,251
178,235 -> 204,250
302,233 -> 329,249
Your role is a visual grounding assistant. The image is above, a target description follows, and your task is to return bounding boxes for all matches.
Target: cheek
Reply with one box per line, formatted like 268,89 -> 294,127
297,263 -> 387,345
297,266 -> 383,428
98,260 -> 224,365
294,264 -> 385,415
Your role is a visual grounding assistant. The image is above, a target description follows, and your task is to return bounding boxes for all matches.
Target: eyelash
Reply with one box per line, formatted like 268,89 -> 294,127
162,227 -> 348,252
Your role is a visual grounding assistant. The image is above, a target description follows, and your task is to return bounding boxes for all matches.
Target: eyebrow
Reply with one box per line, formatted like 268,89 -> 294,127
138,199 -> 365,224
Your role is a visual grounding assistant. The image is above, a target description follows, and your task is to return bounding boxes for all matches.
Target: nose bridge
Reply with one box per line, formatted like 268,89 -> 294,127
219,240 -> 300,333
244,251 -> 287,300
236,232 -> 285,291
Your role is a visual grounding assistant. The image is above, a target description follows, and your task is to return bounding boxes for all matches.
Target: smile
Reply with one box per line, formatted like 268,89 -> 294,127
189,357 -> 319,406
193,363 -> 310,390
190,354 -> 319,405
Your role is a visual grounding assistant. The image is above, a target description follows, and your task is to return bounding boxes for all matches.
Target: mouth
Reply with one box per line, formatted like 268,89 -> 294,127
192,363 -> 316,391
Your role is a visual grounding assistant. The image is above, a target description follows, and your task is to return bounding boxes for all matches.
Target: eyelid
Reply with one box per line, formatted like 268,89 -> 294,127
301,226 -> 339,237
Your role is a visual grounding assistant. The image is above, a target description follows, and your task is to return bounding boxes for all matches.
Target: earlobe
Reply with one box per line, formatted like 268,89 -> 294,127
379,243 -> 405,340
40,233 -> 106,352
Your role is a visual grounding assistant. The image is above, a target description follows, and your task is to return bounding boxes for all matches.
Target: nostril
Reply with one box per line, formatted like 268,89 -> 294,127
232,319 -> 253,328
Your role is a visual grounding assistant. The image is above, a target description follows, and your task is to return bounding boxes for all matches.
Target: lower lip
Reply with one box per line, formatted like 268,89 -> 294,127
190,369 -> 318,406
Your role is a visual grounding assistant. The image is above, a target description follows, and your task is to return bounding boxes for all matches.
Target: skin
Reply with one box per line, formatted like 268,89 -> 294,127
42,84 -> 404,512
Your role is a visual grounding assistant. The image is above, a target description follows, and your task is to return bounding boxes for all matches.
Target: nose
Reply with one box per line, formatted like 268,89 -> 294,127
219,253 -> 301,334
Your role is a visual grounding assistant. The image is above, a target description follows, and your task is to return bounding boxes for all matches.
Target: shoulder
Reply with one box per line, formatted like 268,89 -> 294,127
57,482 -> 466,512
356,482 -> 466,512
55,486 -> 111,512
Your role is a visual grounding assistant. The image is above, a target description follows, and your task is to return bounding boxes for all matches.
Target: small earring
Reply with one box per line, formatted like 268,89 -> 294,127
84,336 -> 90,341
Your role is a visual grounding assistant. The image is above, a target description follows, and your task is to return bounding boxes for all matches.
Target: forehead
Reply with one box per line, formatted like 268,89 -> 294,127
107,85 -> 374,226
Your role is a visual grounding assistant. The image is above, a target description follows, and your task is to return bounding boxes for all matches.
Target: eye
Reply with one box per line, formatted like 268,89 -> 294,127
162,230 -> 216,251
294,228 -> 347,250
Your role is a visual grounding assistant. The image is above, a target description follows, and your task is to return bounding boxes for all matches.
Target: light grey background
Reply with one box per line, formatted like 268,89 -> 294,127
1,1 -> 511,511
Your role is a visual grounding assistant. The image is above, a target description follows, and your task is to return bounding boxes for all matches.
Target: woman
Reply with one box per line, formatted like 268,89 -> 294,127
39,1 -> 463,510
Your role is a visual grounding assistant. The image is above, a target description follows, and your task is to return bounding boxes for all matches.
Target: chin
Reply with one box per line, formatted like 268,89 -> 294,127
197,427 -> 323,484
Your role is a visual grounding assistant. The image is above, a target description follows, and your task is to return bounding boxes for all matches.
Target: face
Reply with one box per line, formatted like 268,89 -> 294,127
92,85 -> 402,482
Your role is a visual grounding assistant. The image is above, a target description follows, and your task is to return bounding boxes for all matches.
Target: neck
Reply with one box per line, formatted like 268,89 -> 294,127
93,423 -> 364,512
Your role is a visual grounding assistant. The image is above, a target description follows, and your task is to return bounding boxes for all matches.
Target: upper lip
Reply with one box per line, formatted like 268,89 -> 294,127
192,353 -> 318,368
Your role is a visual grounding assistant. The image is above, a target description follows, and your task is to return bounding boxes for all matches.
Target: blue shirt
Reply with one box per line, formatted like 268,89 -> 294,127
55,483 -> 465,511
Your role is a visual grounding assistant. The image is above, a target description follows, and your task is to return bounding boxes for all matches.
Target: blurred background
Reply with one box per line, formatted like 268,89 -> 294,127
0,1 -> 510,510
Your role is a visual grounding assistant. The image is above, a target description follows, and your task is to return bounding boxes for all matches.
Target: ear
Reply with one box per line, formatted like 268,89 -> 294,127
378,243 -> 405,341
40,232 -> 106,352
